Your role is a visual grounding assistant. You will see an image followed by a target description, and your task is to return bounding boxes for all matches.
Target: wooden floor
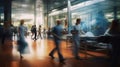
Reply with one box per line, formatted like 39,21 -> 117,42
0,36 -> 111,67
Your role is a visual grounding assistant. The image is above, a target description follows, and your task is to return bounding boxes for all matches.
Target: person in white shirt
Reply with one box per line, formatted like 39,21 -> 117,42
71,18 -> 83,60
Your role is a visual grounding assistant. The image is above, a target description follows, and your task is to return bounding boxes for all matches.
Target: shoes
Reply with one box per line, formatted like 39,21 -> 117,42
59,59 -> 66,63
49,54 -> 55,59
20,55 -> 23,59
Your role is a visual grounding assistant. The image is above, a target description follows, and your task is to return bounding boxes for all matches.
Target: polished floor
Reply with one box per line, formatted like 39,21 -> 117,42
0,36 -> 111,67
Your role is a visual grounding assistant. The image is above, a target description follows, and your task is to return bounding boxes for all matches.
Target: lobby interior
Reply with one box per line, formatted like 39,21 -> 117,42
0,0 -> 120,67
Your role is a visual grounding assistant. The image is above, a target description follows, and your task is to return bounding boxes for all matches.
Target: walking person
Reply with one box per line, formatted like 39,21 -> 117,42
71,18 -> 84,60
43,28 -> 46,39
33,25 -> 37,40
38,25 -> 42,39
31,25 -> 34,39
47,27 -> 51,39
49,20 -> 66,63
17,20 -> 29,59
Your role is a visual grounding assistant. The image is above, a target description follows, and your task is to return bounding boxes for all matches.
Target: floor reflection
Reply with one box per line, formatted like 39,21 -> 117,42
0,36 -> 112,67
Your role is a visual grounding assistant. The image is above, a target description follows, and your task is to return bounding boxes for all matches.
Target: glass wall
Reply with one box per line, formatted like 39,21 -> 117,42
47,0 -> 120,36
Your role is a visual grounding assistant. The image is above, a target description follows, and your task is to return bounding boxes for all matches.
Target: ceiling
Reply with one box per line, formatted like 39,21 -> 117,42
12,0 -> 120,15
0,0 -> 120,20
0,0 -> 119,14
42,0 -> 88,12
11,0 -> 89,14
12,0 -> 35,14
72,0 -> 120,13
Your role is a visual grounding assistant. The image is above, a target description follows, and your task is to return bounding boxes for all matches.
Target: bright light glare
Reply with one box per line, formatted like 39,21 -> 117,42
49,0 -> 105,16
105,13 -> 113,17
20,14 -> 34,19
13,13 -> 34,21
36,40 -> 46,58
49,11 -> 61,16
71,0 -> 105,10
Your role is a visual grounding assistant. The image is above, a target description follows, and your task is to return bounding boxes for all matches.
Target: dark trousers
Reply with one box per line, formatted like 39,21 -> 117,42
34,32 -> 37,40
49,40 -> 64,60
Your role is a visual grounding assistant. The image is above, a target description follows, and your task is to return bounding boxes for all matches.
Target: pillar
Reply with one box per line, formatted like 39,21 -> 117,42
67,0 -> 72,33
4,0 -> 12,22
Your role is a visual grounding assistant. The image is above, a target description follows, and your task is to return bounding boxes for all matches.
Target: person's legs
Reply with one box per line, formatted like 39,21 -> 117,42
74,41 -> 80,57
56,40 -> 64,61
34,32 -> 37,40
20,52 -> 23,59
49,41 -> 57,59
73,38 -> 80,60
54,40 -> 65,63
40,33 -> 42,39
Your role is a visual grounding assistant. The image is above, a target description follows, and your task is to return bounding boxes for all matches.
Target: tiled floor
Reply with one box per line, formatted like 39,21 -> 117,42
0,36 -> 113,67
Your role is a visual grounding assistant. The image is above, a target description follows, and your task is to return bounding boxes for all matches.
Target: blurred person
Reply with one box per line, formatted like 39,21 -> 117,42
31,25 -> 37,40
13,26 -> 18,39
1,21 -> 11,44
38,25 -> 42,39
49,20 -> 66,63
31,25 -> 34,37
71,18 -> 83,60
17,20 -> 29,59
47,27 -> 51,39
33,25 -> 37,40
24,24 -> 28,37
43,28 -> 46,38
